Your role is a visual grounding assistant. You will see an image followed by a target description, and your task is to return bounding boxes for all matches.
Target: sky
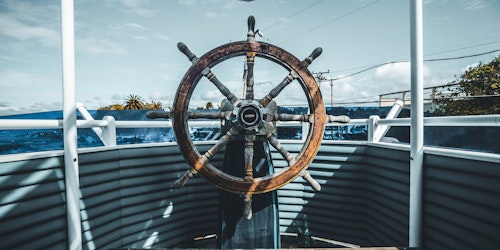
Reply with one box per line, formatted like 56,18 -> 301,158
0,0 -> 499,115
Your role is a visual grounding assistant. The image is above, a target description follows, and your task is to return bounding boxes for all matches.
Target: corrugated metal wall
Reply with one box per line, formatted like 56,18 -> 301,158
276,142 -> 410,247
79,144 -> 222,249
0,155 -> 67,249
422,150 -> 500,249
365,146 -> 410,246
277,142 -> 372,245
1,142 -> 499,249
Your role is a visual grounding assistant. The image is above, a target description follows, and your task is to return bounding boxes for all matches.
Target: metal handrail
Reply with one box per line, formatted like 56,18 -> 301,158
1,114 -> 499,129
378,115 -> 500,126
0,102 -> 500,146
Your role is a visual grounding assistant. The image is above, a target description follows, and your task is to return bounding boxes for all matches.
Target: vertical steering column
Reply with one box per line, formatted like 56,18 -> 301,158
245,52 -> 256,100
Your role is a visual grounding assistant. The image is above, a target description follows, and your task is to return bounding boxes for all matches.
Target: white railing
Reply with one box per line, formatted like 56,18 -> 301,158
1,102 -> 499,146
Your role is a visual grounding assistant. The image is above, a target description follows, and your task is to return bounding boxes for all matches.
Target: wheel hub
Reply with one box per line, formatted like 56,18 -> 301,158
232,100 -> 267,133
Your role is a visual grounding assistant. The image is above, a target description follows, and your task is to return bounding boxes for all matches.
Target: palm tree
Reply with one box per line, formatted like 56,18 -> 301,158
145,101 -> 163,110
205,101 -> 214,109
98,104 -> 125,110
124,94 -> 145,110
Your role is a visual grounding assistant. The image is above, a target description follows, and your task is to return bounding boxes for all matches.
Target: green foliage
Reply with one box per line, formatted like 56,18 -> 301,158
98,104 -> 124,110
124,94 -> 145,110
433,55 -> 500,115
98,94 -> 163,110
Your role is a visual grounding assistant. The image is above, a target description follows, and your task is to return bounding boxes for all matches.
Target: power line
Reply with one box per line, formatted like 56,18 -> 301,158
262,0 -> 323,32
333,49 -> 500,81
278,0 -> 382,45
424,40 -> 500,57
425,48 -> 500,62
333,94 -> 500,106
333,41 -> 500,74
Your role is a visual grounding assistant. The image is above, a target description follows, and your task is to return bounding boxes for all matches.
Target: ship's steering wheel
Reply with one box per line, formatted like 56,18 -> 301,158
148,16 -> 348,217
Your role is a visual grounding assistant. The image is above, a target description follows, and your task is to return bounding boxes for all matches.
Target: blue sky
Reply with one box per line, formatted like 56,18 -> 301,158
0,0 -> 499,115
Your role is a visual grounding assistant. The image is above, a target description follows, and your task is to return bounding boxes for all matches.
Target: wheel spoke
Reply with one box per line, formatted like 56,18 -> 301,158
302,47 -> 322,68
146,111 -> 170,119
259,70 -> 298,107
271,113 -> 350,124
300,169 -> 321,191
245,52 -> 256,100
258,47 -> 323,107
266,133 -> 296,166
199,128 -> 236,166
174,169 -> 197,188
273,113 -> 311,122
243,194 -> 252,220
177,42 -> 239,104
244,135 -> 255,182
327,115 -> 350,123
203,69 -> 240,104
188,111 -> 231,120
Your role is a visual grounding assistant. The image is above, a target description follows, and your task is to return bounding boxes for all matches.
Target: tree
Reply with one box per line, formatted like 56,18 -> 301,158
433,55 -> 500,115
98,104 -> 124,110
145,101 -> 163,110
124,94 -> 145,110
98,94 -> 164,110
205,101 -> 214,109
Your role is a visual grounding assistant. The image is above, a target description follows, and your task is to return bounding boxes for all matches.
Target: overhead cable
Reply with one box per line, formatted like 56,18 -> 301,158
278,0 -> 382,45
333,49 -> 500,81
263,0 -> 323,32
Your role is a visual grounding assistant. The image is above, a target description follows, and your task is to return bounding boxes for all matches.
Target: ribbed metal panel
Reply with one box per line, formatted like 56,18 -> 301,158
275,142 -> 410,247
1,142 -> 499,249
365,146 -> 410,246
79,144 -> 222,249
0,144 -> 222,250
423,150 -> 500,250
277,142 -> 373,246
0,155 -> 67,249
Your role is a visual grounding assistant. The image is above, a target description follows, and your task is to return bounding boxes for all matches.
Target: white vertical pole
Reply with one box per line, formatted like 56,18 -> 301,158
409,0 -> 424,247
61,0 -> 82,249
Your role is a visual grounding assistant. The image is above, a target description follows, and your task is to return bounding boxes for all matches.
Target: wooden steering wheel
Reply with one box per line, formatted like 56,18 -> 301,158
148,17 -> 349,208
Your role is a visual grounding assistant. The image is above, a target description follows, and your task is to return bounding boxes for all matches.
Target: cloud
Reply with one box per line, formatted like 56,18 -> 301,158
120,0 -> 148,8
149,91 -> 171,101
178,0 -> 196,7
118,0 -> 155,17
0,70 -> 46,88
111,94 -> 125,101
109,23 -> 150,40
462,62 -> 479,73
460,0 -> 486,10
204,11 -> 218,18
0,14 -> 60,48
373,62 -> 412,95
124,23 -> 148,30
28,101 -> 62,112
222,1 -> 238,10
0,101 -> 11,108
0,1 -> 60,48
0,101 -> 63,116
77,36 -> 126,55
0,106 -> 21,116
155,33 -> 171,42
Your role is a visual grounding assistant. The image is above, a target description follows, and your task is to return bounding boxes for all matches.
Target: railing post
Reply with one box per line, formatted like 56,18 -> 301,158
372,100 -> 404,142
61,0 -> 81,249
409,0 -> 424,247
76,103 -> 107,145
367,115 -> 379,142
102,116 -> 117,146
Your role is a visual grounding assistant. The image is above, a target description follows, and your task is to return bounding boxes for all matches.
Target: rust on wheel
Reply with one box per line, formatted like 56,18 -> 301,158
172,16 -> 326,195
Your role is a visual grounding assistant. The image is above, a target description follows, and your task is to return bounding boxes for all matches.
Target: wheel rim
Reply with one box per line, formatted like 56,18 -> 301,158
172,40 -> 326,194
